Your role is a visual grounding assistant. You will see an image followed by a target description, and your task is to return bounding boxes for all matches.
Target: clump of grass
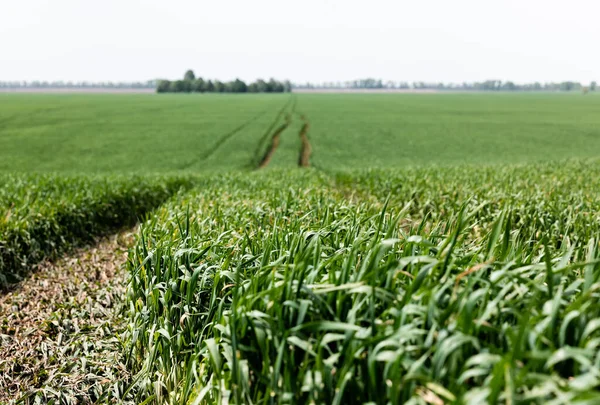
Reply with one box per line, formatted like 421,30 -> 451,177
0,173 -> 191,285
124,165 -> 600,404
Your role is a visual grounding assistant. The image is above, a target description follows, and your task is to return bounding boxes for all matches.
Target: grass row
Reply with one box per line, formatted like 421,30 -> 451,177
0,173 -> 192,285
123,163 -> 600,404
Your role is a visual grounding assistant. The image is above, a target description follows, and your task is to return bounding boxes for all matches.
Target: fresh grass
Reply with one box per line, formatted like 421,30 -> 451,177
0,94 -> 290,173
298,93 -> 600,169
0,173 -> 191,284
124,163 -> 600,404
2,93 -> 600,173
267,113 -> 306,169
2,93 -> 600,403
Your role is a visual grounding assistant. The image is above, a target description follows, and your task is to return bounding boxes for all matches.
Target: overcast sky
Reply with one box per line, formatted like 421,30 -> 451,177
1,0 -> 598,84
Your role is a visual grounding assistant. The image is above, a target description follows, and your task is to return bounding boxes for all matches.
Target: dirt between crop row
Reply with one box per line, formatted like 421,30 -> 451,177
258,115 -> 291,169
0,230 -> 135,404
298,114 -> 312,167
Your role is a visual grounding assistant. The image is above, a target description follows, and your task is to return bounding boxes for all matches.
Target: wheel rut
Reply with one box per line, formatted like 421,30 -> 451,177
257,114 -> 292,169
298,114 -> 312,167
254,101 -> 314,170
252,97 -> 295,167
179,108 -> 269,170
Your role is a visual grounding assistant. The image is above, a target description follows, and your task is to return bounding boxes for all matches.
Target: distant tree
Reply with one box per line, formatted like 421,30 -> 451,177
157,80 -> 171,93
502,81 -> 516,91
155,74 -> 293,93
480,80 -> 501,91
184,70 -> 196,81
255,79 -> 268,93
265,78 -> 276,92
193,78 -> 205,92
231,78 -> 248,93
170,80 -> 186,92
591,81 -> 597,91
268,78 -> 284,93
223,81 -> 234,92
214,80 -> 225,92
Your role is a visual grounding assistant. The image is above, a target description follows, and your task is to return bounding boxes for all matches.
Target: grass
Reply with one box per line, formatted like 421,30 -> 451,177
1,92 -> 600,403
0,173 -> 191,284
124,163 -> 600,404
0,94 -> 289,173
297,93 -> 600,169
2,93 -> 600,173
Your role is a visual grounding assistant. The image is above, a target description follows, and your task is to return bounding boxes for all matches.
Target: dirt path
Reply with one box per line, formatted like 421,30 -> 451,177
298,114 -> 312,167
180,108 -> 271,170
0,230 -> 135,404
258,114 -> 291,169
253,97 -> 295,167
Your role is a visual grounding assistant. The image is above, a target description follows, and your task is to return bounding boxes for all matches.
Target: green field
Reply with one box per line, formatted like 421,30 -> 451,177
301,93 -> 600,169
0,94 -> 287,172
1,93 -> 600,404
2,93 -> 600,172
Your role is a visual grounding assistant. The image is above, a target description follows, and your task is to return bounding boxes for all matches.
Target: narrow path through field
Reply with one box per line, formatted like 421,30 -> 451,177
252,96 -> 296,167
298,114 -> 312,167
179,108 -> 270,170
258,114 -> 291,168
0,230 -> 135,404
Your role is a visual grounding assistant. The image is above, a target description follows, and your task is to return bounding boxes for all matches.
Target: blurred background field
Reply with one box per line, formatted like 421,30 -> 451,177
1,93 -> 599,173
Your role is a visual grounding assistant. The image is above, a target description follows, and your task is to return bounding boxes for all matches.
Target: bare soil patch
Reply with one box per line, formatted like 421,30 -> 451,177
258,114 -> 291,169
298,114 -> 312,167
0,230 -> 135,404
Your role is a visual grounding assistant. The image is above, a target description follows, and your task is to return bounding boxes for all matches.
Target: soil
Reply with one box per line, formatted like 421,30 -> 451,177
298,115 -> 312,167
0,230 -> 135,404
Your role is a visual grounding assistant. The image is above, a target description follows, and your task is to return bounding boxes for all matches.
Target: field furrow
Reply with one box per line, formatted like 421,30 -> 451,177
257,114 -> 292,169
0,230 -> 135,404
298,114 -> 312,167
178,108 -> 271,170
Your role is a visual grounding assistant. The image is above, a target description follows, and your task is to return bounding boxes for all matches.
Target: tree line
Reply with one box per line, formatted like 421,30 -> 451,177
296,79 -> 598,92
157,70 -> 292,93
0,80 -> 156,89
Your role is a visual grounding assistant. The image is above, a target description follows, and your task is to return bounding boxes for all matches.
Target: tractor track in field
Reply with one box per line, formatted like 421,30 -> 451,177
252,96 -> 296,167
0,230 -> 136,404
257,114 -> 292,169
298,114 -> 312,167
179,108 -> 270,170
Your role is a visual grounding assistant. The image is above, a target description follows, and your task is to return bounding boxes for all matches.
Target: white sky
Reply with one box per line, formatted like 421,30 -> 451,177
1,0 -> 598,84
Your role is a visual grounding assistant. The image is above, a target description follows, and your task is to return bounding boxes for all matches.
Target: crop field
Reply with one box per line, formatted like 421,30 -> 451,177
300,93 -> 600,169
1,93 -> 600,404
2,93 -> 600,173
0,94 -> 288,172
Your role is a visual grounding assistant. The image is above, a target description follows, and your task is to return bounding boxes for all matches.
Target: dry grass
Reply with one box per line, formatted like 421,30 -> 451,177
0,230 -> 135,404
